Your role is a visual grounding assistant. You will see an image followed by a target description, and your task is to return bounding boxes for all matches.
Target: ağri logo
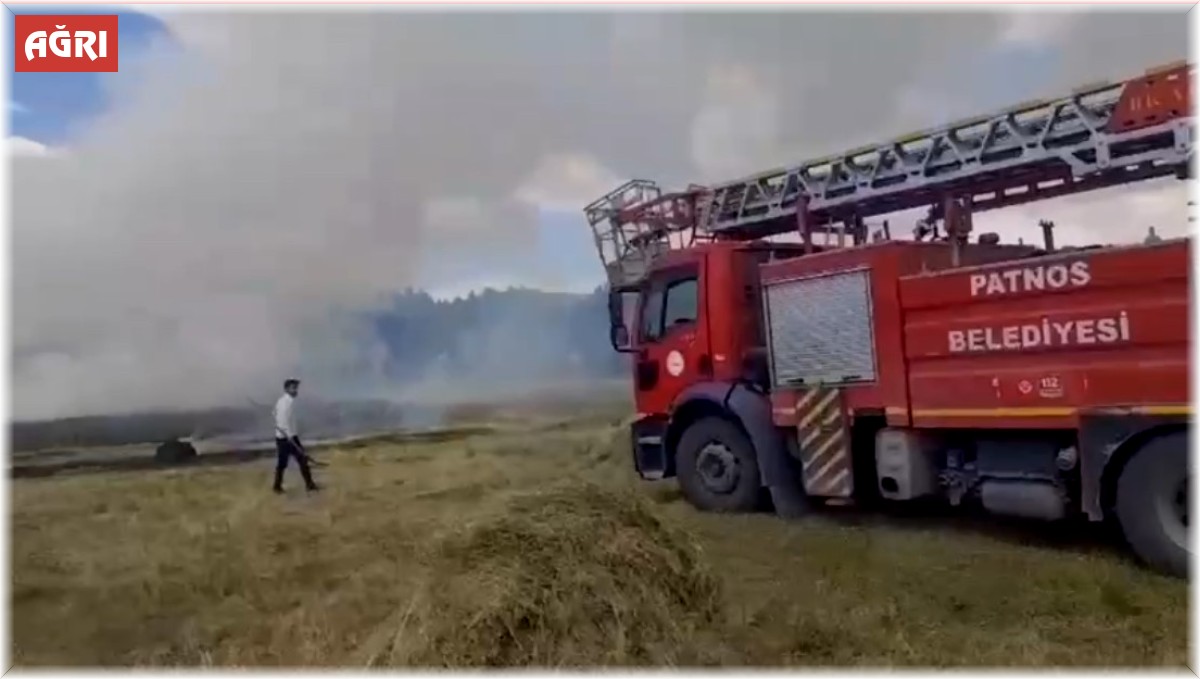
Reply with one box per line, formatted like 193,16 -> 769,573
15,14 -> 118,73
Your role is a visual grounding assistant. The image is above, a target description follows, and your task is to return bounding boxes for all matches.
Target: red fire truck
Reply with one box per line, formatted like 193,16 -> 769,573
583,60 -> 1193,577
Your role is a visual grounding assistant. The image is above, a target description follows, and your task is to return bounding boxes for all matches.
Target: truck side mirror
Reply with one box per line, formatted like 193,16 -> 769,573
610,324 -> 632,352
607,290 -> 635,353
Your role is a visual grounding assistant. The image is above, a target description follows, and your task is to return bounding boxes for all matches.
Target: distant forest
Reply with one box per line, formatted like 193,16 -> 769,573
369,286 -> 627,384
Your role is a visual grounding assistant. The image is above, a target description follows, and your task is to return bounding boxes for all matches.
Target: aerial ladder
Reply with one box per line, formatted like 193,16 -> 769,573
585,61 -> 1193,290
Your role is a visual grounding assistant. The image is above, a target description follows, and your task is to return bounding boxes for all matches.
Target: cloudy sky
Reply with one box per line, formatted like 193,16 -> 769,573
8,5 -> 1193,420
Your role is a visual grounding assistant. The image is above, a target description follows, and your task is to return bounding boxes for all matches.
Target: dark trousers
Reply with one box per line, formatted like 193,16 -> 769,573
274,437 -> 316,490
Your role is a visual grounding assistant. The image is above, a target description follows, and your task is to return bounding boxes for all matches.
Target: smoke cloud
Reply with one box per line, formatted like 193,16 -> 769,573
11,8 -> 1190,420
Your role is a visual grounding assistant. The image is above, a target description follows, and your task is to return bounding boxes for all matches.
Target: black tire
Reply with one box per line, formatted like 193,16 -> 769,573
1114,430 -> 1190,578
676,417 -> 761,513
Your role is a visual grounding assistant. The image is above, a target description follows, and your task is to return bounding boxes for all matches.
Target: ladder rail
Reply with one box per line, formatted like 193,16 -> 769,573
705,119 -> 1188,237
584,60 -> 1193,288
700,62 -> 1192,237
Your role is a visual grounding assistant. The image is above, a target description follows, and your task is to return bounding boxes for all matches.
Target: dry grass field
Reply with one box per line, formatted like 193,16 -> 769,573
10,398 -> 1189,668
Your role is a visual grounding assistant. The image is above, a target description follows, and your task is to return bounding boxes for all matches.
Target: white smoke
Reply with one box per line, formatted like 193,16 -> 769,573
10,8 -> 1190,420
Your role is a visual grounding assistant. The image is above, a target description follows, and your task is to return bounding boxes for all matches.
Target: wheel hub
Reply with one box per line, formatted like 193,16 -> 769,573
696,442 -> 740,494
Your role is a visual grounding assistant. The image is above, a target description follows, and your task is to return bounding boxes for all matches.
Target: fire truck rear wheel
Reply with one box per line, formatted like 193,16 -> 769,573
676,417 -> 761,513
1114,430 -> 1189,578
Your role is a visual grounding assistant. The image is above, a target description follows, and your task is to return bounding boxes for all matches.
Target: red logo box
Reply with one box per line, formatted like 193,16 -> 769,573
14,14 -> 119,73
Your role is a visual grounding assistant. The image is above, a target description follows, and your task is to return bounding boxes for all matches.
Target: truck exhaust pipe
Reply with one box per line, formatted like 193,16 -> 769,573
1039,219 -> 1056,252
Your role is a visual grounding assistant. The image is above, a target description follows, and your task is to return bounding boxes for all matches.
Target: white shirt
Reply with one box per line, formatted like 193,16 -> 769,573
273,393 -> 298,440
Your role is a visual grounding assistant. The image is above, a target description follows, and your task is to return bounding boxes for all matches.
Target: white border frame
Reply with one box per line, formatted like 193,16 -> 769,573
1,1 -> 1195,676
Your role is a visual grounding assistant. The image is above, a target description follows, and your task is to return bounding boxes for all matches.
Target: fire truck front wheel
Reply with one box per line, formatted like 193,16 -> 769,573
676,417 -> 761,513
1114,429 -> 1189,578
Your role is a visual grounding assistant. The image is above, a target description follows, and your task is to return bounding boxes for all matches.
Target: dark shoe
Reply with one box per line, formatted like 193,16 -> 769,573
306,484 -> 320,493
273,486 -> 284,494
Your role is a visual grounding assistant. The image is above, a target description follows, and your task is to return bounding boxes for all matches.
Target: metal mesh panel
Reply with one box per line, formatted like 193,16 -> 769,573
764,269 -> 877,386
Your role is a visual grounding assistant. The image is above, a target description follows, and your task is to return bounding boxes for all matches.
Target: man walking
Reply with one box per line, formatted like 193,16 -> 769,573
273,378 -> 319,494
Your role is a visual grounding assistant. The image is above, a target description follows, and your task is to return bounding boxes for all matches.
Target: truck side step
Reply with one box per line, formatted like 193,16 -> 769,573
631,419 -> 671,481
793,387 -> 855,499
